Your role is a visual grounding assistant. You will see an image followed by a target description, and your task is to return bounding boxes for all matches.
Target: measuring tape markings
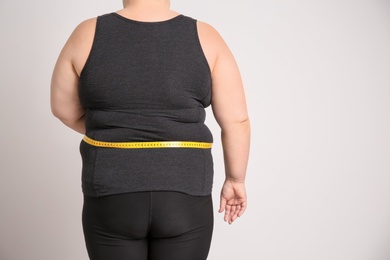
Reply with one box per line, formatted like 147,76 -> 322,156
82,135 -> 212,149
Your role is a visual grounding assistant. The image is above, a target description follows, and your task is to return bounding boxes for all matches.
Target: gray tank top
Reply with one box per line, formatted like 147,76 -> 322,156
78,12 -> 214,197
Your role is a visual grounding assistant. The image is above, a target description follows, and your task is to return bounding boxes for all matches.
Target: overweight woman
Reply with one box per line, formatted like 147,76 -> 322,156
50,0 -> 250,259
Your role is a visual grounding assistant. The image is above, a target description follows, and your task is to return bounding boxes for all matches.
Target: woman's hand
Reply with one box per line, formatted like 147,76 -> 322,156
219,178 -> 247,224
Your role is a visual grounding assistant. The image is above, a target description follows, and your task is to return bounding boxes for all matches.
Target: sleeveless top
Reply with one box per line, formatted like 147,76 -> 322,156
78,12 -> 214,197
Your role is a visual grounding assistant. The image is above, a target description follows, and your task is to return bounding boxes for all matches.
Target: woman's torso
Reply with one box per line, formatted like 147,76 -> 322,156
75,11 -> 217,197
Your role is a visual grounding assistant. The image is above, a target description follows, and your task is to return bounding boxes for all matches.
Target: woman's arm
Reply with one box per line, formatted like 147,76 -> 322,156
50,18 -> 96,135
198,22 -> 251,224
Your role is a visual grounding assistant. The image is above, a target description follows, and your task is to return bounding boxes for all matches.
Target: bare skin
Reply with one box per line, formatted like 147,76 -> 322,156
51,0 -> 250,225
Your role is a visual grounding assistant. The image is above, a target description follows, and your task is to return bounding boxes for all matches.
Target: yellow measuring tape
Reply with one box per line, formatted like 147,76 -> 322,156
83,135 -> 212,149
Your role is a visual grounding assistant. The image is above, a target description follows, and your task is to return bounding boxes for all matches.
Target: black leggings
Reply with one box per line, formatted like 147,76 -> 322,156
82,191 -> 214,260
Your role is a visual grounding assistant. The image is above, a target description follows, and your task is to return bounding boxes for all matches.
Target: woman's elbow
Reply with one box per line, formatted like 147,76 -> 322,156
51,101 -> 68,121
219,117 -> 251,132
51,102 -> 84,124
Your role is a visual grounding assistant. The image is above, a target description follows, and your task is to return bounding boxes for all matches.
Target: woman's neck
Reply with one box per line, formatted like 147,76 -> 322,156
122,0 -> 171,11
119,0 -> 178,21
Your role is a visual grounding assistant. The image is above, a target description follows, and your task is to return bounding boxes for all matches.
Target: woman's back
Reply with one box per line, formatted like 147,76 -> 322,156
78,12 -> 212,142
75,12 -> 216,197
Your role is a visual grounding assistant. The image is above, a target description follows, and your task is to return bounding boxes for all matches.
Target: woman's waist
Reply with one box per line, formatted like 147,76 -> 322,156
83,135 -> 212,149
85,125 -> 213,144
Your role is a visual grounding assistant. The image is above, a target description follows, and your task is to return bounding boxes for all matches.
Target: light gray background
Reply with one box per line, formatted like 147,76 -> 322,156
1,0 -> 389,259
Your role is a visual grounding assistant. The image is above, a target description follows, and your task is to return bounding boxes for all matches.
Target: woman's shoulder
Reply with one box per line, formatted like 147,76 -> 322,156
65,16 -> 98,76
194,19 -> 231,73
72,16 -> 97,38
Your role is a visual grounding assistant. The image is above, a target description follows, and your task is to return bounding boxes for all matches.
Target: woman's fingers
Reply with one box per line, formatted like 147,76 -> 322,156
237,201 -> 247,217
226,201 -> 247,224
229,204 -> 241,224
224,204 -> 231,222
219,197 -> 227,213
231,205 -> 241,222
229,205 -> 237,223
